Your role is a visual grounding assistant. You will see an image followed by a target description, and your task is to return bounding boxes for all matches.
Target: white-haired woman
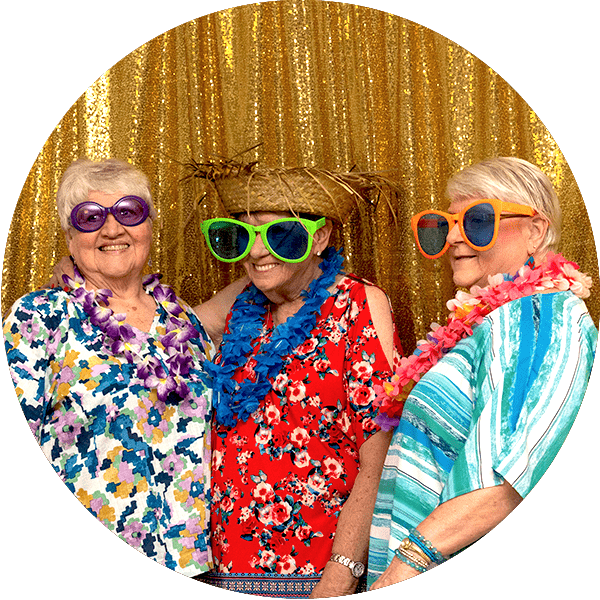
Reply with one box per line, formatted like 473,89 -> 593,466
368,157 -> 597,588
3,158 -> 219,576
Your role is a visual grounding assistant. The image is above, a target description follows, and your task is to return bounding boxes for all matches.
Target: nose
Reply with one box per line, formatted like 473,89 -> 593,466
248,231 -> 269,258
100,212 -> 125,236
446,220 -> 462,245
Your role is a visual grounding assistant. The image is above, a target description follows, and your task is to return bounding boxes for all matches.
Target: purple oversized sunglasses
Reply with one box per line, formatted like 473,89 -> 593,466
70,195 -> 150,232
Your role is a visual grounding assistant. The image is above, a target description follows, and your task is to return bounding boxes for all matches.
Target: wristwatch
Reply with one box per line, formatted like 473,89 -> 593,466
329,553 -> 365,578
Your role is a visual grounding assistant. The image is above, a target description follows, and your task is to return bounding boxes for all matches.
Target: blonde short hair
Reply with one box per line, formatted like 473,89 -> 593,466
446,157 -> 561,253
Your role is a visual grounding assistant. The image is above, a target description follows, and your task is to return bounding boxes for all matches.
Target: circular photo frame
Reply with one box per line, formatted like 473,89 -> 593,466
2,0 -> 600,598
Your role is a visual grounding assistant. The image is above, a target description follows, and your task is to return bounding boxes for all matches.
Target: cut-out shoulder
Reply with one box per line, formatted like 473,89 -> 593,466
364,283 -> 395,368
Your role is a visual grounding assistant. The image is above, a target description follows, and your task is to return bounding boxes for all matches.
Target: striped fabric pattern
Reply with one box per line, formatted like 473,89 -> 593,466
368,291 -> 597,585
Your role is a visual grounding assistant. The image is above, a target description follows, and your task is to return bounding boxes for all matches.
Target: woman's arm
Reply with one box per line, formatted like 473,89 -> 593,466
4,292 -> 62,439
310,429 -> 394,598
310,282 -> 397,598
193,276 -> 249,347
370,480 -> 523,589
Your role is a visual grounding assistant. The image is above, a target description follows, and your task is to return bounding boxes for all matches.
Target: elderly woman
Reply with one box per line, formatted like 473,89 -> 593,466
368,157 -> 597,588
189,162 -> 401,597
3,158 -> 215,576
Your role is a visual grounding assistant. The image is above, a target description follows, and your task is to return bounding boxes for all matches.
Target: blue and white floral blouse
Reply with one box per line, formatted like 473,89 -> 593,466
3,279 -> 214,576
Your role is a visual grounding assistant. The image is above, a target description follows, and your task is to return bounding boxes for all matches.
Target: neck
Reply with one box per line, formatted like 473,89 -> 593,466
80,271 -> 156,329
83,272 -> 147,303
264,257 -> 324,319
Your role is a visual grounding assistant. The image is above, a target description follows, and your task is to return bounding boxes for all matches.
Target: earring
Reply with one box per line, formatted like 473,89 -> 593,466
148,256 -> 153,268
316,251 -> 322,257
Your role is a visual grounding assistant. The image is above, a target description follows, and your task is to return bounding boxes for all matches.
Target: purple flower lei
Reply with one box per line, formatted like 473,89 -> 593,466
205,247 -> 345,427
62,267 -> 205,404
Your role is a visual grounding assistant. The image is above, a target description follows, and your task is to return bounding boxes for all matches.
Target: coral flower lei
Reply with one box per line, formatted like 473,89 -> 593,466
374,252 -> 593,429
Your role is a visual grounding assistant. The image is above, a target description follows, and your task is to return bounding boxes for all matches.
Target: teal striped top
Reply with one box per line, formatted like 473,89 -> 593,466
368,291 -> 597,585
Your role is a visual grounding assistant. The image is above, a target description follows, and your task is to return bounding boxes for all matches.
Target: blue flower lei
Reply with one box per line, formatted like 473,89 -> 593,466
62,267 -> 207,404
206,247 -> 345,427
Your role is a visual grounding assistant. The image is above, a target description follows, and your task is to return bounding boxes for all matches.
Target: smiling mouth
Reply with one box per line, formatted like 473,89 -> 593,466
253,264 -> 278,272
99,244 -> 129,252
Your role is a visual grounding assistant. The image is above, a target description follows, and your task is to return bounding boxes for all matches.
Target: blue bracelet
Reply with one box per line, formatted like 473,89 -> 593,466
394,547 -> 427,573
409,529 -> 445,564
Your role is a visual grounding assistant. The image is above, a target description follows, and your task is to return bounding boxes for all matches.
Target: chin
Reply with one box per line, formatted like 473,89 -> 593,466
452,271 -> 475,289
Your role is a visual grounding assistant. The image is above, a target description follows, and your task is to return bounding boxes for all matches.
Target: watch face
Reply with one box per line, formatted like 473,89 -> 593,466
352,562 -> 365,578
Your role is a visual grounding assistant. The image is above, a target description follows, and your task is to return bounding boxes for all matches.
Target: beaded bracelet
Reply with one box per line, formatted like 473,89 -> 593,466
394,546 -> 427,573
409,529 -> 445,564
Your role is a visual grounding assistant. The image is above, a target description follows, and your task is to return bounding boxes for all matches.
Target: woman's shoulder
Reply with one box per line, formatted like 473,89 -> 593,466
4,287 -> 70,320
478,290 -> 597,352
490,290 -> 594,325
337,273 -> 390,299
3,288 -> 73,347
155,286 -> 215,351
335,274 -> 393,319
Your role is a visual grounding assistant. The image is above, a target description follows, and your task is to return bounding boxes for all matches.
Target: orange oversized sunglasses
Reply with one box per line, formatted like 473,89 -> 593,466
411,198 -> 535,259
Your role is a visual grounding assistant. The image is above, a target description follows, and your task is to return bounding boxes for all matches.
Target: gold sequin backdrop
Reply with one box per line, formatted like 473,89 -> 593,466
2,0 -> 598,351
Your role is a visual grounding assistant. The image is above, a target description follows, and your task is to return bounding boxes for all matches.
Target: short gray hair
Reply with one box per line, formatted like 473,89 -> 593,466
56,157 -> 157,231
446,157 -> 561,253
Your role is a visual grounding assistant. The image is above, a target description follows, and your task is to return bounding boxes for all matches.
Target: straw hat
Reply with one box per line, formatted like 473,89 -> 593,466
182,156 -> 399,223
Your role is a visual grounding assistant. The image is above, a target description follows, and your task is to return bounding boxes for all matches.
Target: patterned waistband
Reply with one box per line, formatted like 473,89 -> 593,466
197,572 -> 322,598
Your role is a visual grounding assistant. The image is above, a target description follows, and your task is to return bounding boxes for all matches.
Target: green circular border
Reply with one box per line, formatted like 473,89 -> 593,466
0,0 -> 600,600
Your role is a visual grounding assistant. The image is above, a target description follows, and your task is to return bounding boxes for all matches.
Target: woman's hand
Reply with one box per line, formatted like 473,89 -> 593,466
47,256 -> 75,288
194,276 -> 249,346
369,556 -> 419,590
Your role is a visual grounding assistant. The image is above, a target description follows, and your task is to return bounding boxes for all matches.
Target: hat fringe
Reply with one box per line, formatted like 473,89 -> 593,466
181,154 -> 399,223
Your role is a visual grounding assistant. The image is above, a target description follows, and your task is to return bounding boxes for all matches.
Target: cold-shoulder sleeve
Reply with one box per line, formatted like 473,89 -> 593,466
342,279 -> 403,449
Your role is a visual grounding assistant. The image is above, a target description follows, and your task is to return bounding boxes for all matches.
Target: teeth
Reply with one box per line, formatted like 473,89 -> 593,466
254,264 -> 277,272
100,244 -> 129,251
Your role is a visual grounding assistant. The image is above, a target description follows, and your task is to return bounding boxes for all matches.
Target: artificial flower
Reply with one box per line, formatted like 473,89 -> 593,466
206,247 -> 345,427
375,252 -> 593,429
62,267 -> 203,405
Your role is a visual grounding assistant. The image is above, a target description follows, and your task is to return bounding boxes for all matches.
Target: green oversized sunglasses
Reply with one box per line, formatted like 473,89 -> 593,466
200,216 -> 326,263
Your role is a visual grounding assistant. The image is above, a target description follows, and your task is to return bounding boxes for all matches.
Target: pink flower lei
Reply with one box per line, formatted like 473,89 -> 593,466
62,268 -> 208,404
374,252 -> 593,429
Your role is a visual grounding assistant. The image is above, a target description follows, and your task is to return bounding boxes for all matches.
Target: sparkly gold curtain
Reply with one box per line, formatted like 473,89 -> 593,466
2,0 -> 597,352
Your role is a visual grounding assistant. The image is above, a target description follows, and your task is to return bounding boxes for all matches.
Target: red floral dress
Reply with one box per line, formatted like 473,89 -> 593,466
208,275 -> 400,593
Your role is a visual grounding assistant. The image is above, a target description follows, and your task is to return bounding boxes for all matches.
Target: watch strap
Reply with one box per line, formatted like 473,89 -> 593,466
329,553 -> 365,578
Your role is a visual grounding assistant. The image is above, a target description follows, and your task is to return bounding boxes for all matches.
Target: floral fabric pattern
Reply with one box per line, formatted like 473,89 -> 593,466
3,283 -> 213,576
211,275 -> 399,578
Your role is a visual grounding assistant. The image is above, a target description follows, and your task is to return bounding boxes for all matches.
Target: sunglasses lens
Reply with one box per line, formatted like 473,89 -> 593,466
114,197 -> 148,227
71,197 -> 149,232
416,214 -> 449,256
266,221 -> 310,260
72,203 -> 106,232
463,203 -> 495,248
207,222 -> 250,260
